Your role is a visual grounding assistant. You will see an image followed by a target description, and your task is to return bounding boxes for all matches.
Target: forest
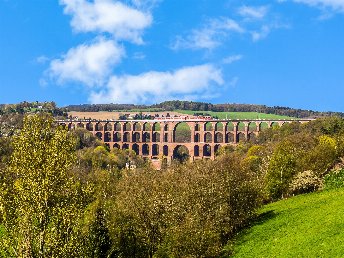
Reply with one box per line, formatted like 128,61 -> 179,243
1,108 -> 344,257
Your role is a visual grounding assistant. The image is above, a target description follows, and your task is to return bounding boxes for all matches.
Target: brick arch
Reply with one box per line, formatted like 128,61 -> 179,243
133,132 -> 141,142
104,122 -> 112,131
132,143 -> 140,155
86,122 -> 94,131
133,122 -> 141,131
173,122 -> 192,143
204,132 -> 213,143
95,122 -> 103,131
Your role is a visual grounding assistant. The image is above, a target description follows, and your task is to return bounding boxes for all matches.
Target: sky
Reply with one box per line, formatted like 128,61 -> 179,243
0,0 -> 343,111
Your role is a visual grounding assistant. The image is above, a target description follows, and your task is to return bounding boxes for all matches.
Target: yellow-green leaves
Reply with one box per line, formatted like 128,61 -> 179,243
0,114 -> 88,257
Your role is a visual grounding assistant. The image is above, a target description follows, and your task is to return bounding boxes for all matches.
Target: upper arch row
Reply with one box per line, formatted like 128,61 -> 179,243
59,120 -> 300,132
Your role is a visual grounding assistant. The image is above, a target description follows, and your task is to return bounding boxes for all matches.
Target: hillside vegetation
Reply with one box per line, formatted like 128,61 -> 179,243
1,110 -> 344,256
64,100 -> 344,118
232,188 -> 344,257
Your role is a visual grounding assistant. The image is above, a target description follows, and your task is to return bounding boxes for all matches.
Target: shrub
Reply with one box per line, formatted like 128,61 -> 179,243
324,169 -> 344,190
289,170 -> 323,195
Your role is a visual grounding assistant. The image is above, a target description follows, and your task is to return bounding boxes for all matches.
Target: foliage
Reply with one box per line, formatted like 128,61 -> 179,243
0,114 -> 91,257
232,188 -> 344,257
289,170 -> 323,195
109,155 -> 262,257
324,169 -> 344,190
265,141 -> 297,200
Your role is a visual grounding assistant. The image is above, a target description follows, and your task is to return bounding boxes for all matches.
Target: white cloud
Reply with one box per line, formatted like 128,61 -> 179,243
251,25 -> 271,41
222,54 -> 243,64
293,0 -> 344,12
60,0 -> 152,44
133,52 -> 146,60
36,55 -> 49,64
89,64 -> 224,104
48,37 -> 125,87
131,0 -> 161,10
238,5 -> 269,20
172,18 -> 244,50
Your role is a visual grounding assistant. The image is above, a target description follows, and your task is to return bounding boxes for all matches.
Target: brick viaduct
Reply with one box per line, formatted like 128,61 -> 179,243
58,119 -> 312,163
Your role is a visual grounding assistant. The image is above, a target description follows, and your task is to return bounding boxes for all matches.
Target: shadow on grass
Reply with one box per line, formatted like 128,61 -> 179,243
251,210 -> 277,227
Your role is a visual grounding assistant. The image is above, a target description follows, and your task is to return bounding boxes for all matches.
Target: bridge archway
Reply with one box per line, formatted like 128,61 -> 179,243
152,144 -> 159,156
237,132 -> 246,142
173,145 -> 190,162
133,132 -> 140,142
163,145 -> 169,156
226,122 -> 234,131
215,132 -> 223,143
153,123 -> 161,131
123,122 -> 131,131
143,132 -> 151,142
215,122 -> 223,131
194,145 -> 200,157
226,132 -> 235,143
104,132 -> 111,142
153,132 -> 160,142
95,132 -> 103,140
248,122 -> 257,132
194,133 -> 200,142
77,122 -> 84,128
86,123 -> 93,131
143,122 -> 151,131
173,122 -> 191,143
133,122 -> 141,131
114,122 -> 121,131
214,144 -> 221,155
95,123 -> 103,131
132,143 -> 139,155
203,144 -> 211,157
142,144 -> 150,156
123,132 -> 130,142
204,132 -> 212,143
105,123 -> 112,131
113,132 -> 121,142
204,122 -> 213,131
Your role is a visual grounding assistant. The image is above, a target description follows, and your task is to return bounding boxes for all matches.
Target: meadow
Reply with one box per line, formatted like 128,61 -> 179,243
232,188 -> 344,257
175,110 -> 295,120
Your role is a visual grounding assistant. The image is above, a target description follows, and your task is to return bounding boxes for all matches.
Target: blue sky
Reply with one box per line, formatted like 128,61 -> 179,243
0,0 -> 343,111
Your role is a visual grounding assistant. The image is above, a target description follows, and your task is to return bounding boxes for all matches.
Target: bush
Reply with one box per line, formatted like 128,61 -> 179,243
324,169 -> 344,190
289,170 -> 323,195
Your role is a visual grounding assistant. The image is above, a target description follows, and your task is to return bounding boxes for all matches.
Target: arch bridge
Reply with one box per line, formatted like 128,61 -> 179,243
58,118 -> 313,163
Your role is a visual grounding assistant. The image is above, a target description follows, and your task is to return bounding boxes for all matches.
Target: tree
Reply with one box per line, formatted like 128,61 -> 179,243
0,114 -> 90,257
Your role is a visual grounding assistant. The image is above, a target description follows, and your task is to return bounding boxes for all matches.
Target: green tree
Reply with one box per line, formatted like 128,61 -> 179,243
0,114 -> 90,257
266,141 -> 297,200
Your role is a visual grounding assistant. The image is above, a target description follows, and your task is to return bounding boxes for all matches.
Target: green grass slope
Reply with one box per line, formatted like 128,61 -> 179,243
175,110 -> 295,120
232,188 -> 344,258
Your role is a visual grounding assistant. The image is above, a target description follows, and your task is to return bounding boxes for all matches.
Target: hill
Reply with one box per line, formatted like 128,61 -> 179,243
64,101 -> 344,118
232,188 -> 344,257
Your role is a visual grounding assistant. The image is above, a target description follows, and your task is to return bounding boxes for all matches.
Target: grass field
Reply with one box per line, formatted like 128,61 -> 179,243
176,110 -> 295,120
231,188 -> 344,257
68,110 -> 295,121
